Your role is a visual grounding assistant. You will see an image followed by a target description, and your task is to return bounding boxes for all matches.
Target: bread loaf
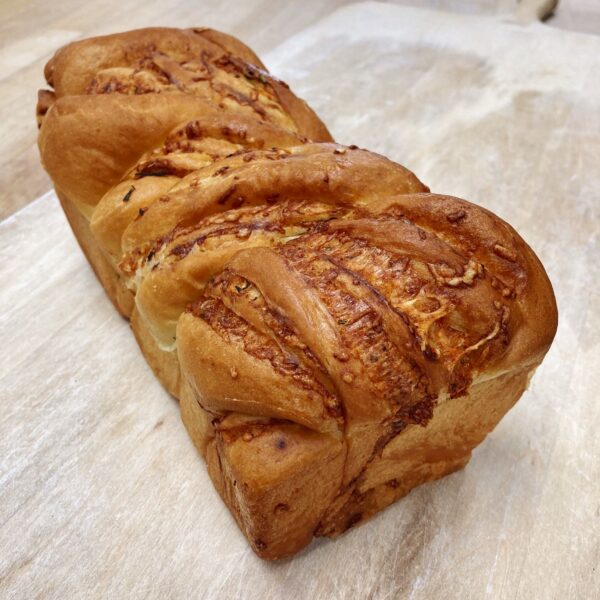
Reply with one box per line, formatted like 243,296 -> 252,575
37,27 -> 558,559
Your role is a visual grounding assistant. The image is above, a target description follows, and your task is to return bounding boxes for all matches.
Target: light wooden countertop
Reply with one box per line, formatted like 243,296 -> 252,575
1,2 -> 599,599
0,0 -> 598,221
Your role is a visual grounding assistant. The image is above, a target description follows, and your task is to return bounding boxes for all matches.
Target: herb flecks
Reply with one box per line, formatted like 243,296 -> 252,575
122,185 -> 136,202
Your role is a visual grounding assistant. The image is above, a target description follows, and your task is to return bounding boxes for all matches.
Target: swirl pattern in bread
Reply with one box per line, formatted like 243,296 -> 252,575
37,27 -> 557,559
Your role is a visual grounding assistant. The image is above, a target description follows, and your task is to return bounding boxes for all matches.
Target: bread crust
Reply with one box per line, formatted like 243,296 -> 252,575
44,28 -> 266,95
56,189 -> 134,317
38,27 -> 557,560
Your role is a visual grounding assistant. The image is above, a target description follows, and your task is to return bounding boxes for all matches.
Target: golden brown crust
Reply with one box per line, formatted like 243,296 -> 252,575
116,144 -> 427,349
39,24 -> 333,217
44,27 -> 265,95
38,27 -> 558,561
187,28 -> 266,68
205,414 -> 345,559
89,112 -> 307,260
174,183 -> 557,536
364,194 -> 558,372
39,94 -> 219,214
119,143 -> 426,256
42,27 -> 331,144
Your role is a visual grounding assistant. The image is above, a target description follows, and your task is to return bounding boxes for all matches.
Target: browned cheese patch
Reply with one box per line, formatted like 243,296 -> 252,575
188,296 -> 338,417
84,50 -> 296,132
286,224 -> 511,397
279,243 -> 431,414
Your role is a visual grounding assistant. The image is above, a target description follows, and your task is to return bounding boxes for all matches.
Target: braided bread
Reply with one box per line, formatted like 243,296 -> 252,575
37,27 -> 558,559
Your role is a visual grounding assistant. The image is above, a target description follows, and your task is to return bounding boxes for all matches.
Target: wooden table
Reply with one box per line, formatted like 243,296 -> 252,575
0,0 -> 598,220
1,2 -> 599,598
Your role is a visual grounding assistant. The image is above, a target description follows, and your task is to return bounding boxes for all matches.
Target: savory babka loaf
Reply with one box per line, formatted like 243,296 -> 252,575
37,27 -> 558,559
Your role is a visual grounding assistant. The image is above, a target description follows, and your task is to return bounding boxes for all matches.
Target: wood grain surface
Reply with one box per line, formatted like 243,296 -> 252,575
0,0 -> 598,220
1,2 -> 599,599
